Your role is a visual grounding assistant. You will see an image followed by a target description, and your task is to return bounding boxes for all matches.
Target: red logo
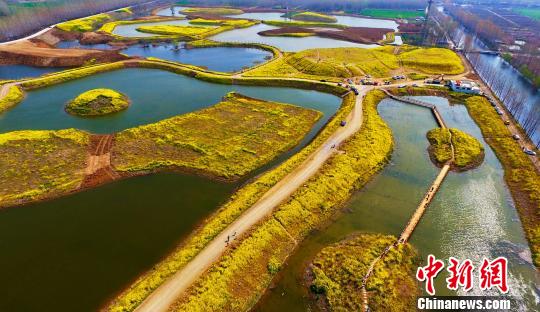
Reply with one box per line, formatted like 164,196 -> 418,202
416,255 -> 509,295
479,257 -> 509,294
416,254 -> 445,295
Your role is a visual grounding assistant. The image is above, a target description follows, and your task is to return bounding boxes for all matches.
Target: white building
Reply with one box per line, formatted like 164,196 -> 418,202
449,80 -> 481,94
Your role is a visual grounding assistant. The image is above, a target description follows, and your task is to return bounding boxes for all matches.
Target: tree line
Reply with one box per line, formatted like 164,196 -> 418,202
0,0 -> 162,42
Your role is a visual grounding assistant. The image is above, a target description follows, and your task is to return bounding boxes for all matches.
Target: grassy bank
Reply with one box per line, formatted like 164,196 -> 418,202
427,127 -> 484,169
20,62 -> 126,90
65,88 -> 129,116
290,12 -> 337,23
106,90 -> 356,312
0,85 -> 24,113
57,13 -> 112,32
464,96 -> 540,267
181,7 -> 244,15
112,92 -> 322,179
98,17 -> 185,34
309,233 -> 419,311
168,90 -> 393,311
245,46 -> 464,79
0,129 -> 89,208
264,20 -> 347,29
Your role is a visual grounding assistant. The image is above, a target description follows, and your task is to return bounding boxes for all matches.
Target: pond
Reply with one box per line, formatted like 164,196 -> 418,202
111,19 -> 203,38
0,64 -> 65,80
254,96 -> 538,311
0,66 -> 342,312
0,67 -> 340,135
210,23 -> 377,52
121,43 -> 272,72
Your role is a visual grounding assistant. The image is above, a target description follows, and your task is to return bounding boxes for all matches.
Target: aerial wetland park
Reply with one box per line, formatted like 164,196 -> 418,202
0,0 -> 539,311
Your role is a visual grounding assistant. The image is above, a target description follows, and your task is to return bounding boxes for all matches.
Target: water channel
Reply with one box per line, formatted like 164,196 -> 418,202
254,96 -> 539,311
0,66 -> 341,312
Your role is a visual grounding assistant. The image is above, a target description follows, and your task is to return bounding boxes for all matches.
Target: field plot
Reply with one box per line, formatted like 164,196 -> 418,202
245,46 -> 463,79
0,129 -> 89,208
360,9 -> 424,19
112,92 -> 322,179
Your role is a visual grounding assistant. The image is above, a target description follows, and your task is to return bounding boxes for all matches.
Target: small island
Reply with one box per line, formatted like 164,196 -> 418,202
65,88 -> 130,116
307,233 -> 419,311
291,11 -> 338,23
427,127 -> 484,170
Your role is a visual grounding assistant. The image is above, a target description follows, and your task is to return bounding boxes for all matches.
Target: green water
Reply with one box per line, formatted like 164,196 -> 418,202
0,68 -> 340,134
0,68 -> 342,312
0,173 -> 235,312
254,97 -> 539,311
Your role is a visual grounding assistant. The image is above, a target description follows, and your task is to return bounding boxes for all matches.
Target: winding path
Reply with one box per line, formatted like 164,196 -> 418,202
134,87 -> 370,312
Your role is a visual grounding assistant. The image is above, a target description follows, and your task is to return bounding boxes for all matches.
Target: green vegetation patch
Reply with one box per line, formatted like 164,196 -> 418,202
427,128 -> 484,169
515,8 -> 540,21
246,46 -> 463,79
465,96 -> 540,267
136,25 -> 217,37
0,85 -> 24,113
56,13 -> 112,32
264,20 -> 347,29
169,91 -> 393,311
260,31 -> 315,38
309,233 -> 419,311
98,18 -> 185,34
360,9 -> 424,19
0,129 -> 89,208
107,91 -> 354,312
399,47 -> 464,74
112,92 -> 321,179
188,18 -> 255,28
290,11 -> 337,23
181,7 -> 244,15
66,88 -> 129,117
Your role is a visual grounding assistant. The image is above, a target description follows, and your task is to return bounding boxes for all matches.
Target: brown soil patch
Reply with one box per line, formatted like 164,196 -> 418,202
0,39 -> 128,67
259,26 -> 393,44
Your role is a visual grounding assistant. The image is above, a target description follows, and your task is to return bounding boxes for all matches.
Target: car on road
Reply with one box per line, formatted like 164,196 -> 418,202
524,149 -> 537,156
504,120 -> 510,125
340,121 -> 347,127
398,84 -> 406,88
512,134 -> 521,140
412,83 -> 419,87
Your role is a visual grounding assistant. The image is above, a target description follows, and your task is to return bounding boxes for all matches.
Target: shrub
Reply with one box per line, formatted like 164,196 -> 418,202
0,85 -> 24,113
65,88 -> 130,116
290,12 -> 338,23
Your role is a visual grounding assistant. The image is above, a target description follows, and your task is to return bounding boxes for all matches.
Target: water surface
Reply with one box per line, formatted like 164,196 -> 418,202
255,97 -> 538,311
121,44 -> 272,72
0,64 -> 64,80
0,67 -> 340,134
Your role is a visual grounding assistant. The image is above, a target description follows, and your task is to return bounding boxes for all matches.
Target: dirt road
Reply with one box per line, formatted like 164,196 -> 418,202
133,87 -> 370,312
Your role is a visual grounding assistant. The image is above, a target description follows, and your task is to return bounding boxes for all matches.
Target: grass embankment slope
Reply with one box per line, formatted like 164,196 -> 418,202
112,92 -> 321,179
135,19 -> 256,39
360,9 -> 424,19
107,90 -> 355,312
66,88 -> 129,116
245,46 -> 464,79
0,85 -> 24,113
168,90 -> 393,311
309,233 -> 419,311
57,13 -> 112,32
181,7 -> 244,15
465,96 -> 540,268
427,127 -> 484,169
264,20 -> 347,29
0,129 -> 89,208
290,11 -> 337,23
56,8 -> 132,33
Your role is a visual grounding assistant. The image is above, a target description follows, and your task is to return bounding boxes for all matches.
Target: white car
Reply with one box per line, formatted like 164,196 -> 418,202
524,149 -> 537,156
